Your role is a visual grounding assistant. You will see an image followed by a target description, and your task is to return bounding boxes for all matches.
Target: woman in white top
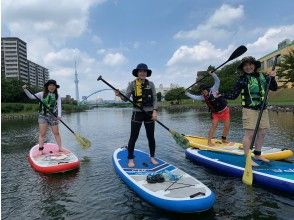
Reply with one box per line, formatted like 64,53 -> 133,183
185,71 -> 230,146
23,79 -> 64,153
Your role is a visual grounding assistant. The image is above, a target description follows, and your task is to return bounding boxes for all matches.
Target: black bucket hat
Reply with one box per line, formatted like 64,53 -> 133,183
44,79 -> 60,88
132,63 -> 152,77
238,56 -> 261,70
199,84 -> 210,92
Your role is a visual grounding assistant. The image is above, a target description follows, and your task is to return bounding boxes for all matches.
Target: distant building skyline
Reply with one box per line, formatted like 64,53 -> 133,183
1,37 -> 49,88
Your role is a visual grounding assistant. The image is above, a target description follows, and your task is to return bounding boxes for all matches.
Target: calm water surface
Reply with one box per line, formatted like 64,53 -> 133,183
2,108 -> 294,220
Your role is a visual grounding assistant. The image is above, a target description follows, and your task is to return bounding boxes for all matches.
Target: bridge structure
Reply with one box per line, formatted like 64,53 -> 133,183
80,89 -> 113,104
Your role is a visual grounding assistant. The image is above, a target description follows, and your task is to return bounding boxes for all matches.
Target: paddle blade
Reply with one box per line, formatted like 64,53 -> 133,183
228,45 -> 247,61
75,133 -> 91,149
170,130 -> 192,149
242,151 -> 253,185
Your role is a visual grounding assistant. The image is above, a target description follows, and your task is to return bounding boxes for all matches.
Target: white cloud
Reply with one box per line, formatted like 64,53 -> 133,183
246,25 -> 294,58
167,41 -> 231,66
174,4 -> 244,41
102,52 -> 127,66
3,0 -> 105,40
207,4 -> 244,27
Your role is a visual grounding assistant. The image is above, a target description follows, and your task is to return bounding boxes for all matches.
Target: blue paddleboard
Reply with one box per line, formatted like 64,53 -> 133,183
113,147 -> 215,213
186,148 -> 294,194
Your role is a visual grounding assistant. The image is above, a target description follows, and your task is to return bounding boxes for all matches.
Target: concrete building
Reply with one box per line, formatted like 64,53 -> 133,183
1,37 -> 49,88
1,37 -> 28,82
258,39 -> 294,88
27,60 -> 49,88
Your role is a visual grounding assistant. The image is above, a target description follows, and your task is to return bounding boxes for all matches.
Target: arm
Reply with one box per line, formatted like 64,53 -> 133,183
222,78 -> 244,100
269,77 -> 278,91
23,89 -> 43,100
210,72 -> 220,93
119,82 -> 133,102
57,95 -> 62,117
185,91 -> 204,101
150,82 -> 158,110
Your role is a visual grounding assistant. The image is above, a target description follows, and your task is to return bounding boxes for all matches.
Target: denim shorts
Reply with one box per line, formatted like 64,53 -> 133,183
38,114 -> 59,126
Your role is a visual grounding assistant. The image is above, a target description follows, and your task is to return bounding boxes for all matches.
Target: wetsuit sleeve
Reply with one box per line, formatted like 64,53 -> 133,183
24,89 -> 43,100
222,78 -> 244,100
185,91 -> 204,100
269,76 -> 278,91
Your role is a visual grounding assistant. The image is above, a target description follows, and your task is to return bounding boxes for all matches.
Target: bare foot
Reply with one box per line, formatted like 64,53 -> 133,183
59,147 -> 69,154
252,160 -> 259,167
150,157 -> 159,165
128,159 -> 135,168
222,139 -> 229,144
254,155 -> 270,163
208,141 -> 215,147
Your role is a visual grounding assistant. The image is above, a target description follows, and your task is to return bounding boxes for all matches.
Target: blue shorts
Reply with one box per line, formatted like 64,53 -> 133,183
38,114 -> 59,126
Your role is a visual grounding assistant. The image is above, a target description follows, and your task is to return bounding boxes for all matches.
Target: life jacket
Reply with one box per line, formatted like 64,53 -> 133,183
241,73 -> 267,109
39,93 -> 58,115
133,79 -> 153,107
203,93 -> 227,113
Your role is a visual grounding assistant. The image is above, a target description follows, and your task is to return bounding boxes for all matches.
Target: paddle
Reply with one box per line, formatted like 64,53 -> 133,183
185,45 -> 248,92
242,54 -> 280,185
97,76 -> 192,149
26,88 -> 91,149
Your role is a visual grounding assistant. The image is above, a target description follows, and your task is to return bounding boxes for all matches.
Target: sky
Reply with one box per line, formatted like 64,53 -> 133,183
2,0 -> 294,100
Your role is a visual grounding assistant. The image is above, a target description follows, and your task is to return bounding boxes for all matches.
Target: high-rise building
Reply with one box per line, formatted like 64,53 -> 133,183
1,37 -> 49,88
27,60 -> 49,88
1,37 -> 28,82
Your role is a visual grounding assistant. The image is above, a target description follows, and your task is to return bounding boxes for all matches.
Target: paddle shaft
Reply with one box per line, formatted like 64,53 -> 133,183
185,60 -> 229,91
26,88 -> 76,135
97,76 -> 171,132
249,55 -> 280,150
184,45 -> 247,92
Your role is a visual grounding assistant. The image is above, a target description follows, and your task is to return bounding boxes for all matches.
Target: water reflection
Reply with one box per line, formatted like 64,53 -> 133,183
1,108 -> 294,219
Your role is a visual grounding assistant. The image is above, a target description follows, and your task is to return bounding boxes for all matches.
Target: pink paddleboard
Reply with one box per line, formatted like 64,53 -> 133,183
28,143 -> 80,174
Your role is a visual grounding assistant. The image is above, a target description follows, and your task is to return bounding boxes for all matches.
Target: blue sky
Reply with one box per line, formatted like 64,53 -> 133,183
2,0 -> 294,100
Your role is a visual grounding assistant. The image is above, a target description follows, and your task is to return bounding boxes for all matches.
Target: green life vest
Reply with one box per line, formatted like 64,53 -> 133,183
241,73 -> 267,109
39,93 -> 57,115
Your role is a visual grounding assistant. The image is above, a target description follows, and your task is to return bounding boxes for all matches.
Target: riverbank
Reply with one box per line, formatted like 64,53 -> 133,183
1,103 -> 90,121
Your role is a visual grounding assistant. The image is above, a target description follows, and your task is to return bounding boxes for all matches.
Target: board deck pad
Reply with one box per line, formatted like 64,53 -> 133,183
113,147 -> 215,213
28,143 -> 80,174
186,148 -> 294,194
185,135 -> 294,160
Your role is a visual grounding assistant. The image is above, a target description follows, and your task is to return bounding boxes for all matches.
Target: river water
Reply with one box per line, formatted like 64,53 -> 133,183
1,108 -> 294,220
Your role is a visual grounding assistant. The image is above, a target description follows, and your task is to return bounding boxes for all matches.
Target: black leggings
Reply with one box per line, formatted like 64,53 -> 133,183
127,111 -> 155,159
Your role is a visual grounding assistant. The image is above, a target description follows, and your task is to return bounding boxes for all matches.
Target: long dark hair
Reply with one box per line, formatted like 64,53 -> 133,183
43,86 -> 59,99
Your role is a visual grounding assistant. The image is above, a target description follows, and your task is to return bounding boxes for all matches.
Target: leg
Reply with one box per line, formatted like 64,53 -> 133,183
144,121 -> 158,165
208,120 -> 218,146
253,129 -> 269,162
127,113 -> 143,167
39,123 -> 48,154
51,125 -> 63,152
242,129 -> 254,156
222,120 -> 230,143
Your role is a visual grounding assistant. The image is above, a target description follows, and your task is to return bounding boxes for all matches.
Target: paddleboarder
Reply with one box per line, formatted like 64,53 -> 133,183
23,79 -> 67,154
115,63 -> 158,167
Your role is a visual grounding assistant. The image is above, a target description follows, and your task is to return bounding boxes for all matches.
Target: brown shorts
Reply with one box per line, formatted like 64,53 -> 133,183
242,108 -> 270,130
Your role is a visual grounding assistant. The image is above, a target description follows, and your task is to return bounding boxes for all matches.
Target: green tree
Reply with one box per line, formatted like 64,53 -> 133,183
156,92 -> 162,102
164,87 -> 187,101
277,49 -> 294,87
218,60 -> 242,93
1,77 -> 41,103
